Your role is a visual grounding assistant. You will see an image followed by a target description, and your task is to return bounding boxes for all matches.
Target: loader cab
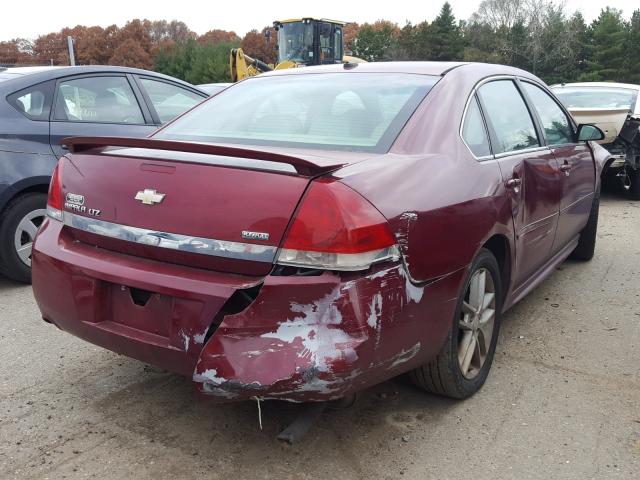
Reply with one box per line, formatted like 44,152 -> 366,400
274,18 -> 344,66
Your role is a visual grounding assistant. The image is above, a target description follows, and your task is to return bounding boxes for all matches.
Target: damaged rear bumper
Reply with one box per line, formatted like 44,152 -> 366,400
33,218 -> 463,403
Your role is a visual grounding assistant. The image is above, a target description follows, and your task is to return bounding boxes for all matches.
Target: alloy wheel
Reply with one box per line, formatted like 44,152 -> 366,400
458,268 -> 496,379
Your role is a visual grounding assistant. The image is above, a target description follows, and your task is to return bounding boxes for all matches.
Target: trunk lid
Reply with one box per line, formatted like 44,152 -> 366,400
567,107 -> 630,144
59,137 -> 365,276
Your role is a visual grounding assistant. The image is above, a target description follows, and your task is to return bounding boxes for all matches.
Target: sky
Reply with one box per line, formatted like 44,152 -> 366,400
1,0 -> 638,41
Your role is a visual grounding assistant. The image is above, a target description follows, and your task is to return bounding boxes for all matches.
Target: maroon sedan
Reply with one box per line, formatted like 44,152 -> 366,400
32,62 -> 608,403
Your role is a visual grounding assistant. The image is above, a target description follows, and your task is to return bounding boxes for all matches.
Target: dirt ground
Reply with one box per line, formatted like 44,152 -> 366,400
1,192 -> 638,480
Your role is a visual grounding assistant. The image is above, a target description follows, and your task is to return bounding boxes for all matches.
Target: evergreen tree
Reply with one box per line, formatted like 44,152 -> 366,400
586,7 -> 628,81
425,2 -> 464,61
353,21 -> 400,62
627,10 -> 640,83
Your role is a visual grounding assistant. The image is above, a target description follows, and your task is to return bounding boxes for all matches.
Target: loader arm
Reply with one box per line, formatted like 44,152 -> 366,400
230,48 -> 273,82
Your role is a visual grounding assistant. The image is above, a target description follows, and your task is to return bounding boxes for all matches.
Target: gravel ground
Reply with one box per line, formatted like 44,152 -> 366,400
1,192 -> 638,480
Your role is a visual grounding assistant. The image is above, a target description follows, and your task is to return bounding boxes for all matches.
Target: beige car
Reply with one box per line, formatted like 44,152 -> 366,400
552,82 -> 640,199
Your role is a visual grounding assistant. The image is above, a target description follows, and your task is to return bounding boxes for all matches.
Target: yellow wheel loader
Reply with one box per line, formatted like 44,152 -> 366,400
230,18 -> 364,82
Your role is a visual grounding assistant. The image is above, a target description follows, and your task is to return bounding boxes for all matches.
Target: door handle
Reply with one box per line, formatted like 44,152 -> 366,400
560,162 -> 572,173
506,178 -> 522,189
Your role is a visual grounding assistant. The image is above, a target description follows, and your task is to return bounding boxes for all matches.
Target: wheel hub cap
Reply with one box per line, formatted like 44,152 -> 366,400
14,209 -> 46,267
457,268 -> 496,379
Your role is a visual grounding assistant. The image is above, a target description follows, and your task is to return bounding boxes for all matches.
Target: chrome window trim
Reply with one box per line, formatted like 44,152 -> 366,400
459,75 -> 515,161
63,212 -> 277,263
459,93 -> 494,161
460,75 -> 552,161
493,145 -> 549,159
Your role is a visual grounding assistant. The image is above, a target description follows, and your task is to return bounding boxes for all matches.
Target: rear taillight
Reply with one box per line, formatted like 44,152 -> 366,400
46,161 -> 64,221
276,180 -> 400,271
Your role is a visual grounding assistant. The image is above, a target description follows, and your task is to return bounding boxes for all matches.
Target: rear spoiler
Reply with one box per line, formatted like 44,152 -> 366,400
61,136 -> 345,177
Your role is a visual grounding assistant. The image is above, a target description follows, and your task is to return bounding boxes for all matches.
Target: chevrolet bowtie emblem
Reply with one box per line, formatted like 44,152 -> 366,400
134,189 -> 166,205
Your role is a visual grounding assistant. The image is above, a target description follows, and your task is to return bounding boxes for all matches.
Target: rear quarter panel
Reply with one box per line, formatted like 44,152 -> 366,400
337,68 -> 516,284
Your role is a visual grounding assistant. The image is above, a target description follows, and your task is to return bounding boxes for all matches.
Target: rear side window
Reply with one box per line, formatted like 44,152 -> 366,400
522,82 -> 574,145
53,76 -> 144,124
478,80 -> 540,154
462,95 -> 491,157
7,81 -> 54,120
138,78 -> 204,124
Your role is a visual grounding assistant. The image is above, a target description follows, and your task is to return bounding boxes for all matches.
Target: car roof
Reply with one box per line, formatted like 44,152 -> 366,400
0,65 -> 206,95
257,61 -> 468,78
251,61 -> 541,85
551,82 -> 640,91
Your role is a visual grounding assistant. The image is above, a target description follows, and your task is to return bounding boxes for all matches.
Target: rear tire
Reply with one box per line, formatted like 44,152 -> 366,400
569,187 -> 600,261
623,168 -> 640,200
410,248 -> 502,399
0,193 -> 47,284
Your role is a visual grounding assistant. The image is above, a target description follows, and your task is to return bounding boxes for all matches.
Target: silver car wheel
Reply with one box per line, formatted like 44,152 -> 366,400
458,268 -> 496,379
13,208 -> 46,267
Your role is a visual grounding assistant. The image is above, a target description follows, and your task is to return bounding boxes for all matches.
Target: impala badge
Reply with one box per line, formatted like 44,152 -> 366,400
242,230 -> 270,241
135,189 -> 166,205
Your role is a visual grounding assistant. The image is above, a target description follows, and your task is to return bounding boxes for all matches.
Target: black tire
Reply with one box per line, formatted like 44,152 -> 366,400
569,187 -> 600,261
410,248 -> 502,399
624,169 -> 640,200
600,169 -> 619,194
0,193 -> 47,283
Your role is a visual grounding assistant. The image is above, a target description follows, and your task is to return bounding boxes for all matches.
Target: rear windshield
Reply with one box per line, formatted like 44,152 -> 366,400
554,86 -> 638,111
154,73 -> 439,153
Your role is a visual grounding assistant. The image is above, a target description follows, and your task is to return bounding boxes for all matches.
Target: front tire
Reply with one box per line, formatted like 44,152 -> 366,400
410,248 -> 502,399
569,187 -> 600,261
0,193 -> 47,283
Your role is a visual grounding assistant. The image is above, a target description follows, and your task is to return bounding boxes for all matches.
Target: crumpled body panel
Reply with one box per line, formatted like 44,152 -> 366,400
193,264 -> 464,402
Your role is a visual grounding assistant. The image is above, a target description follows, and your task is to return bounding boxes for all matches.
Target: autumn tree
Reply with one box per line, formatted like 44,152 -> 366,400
145,20 -> 194,44
240,27 -> 277,64
353,21 -> 400,61
342,23 -> 361,54
0,39 -> 34,65
33,32 -> 69,65
198,29 -> 241,45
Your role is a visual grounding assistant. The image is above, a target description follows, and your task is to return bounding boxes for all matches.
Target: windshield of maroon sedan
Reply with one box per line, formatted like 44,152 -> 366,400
154,73 -> 439,152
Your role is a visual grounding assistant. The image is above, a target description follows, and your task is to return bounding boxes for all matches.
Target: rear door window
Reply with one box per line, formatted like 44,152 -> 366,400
53,76 -> 144,124
462,95 -> 492,157
138,77 -> 204,124
522,82 -> 575,145
7,81 -> 54,120
478,80 -> 540,154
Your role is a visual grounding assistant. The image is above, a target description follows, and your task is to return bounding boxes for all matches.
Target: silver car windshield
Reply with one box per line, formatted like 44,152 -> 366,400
154,73 -> 438,153
554,86 -> 638,111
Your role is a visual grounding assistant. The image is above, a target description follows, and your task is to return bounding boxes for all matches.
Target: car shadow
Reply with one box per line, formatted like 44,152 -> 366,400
82,357 -> 459,455
0,275 -> 29,292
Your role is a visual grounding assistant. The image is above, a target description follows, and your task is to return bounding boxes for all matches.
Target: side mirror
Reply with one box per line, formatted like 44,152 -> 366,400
577,124 -> 605,142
